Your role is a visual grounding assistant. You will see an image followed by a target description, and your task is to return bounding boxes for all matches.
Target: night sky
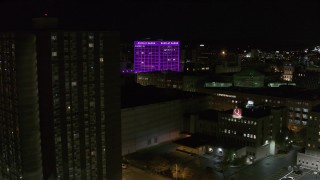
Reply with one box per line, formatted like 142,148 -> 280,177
1,0 -> 320,49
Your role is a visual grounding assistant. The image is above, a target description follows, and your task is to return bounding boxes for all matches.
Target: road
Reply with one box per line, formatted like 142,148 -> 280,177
125,142 -> 300,180
226,149 -> 297,180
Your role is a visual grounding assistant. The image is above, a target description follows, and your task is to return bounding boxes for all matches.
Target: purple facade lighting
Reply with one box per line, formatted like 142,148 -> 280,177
134,41 -> 180,73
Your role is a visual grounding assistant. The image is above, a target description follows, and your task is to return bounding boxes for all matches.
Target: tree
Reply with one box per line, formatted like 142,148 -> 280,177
148,156 -> 171,174
202,172 -> 221,180
181,163 -> 202,180
171,163 -> 183,179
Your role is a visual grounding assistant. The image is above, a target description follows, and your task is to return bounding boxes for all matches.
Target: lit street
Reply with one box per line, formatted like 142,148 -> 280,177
126,142 -> 303,180
226,149 -> 297,180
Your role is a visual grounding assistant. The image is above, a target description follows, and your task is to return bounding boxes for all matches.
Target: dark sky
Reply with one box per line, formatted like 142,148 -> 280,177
0,0 -> 320,49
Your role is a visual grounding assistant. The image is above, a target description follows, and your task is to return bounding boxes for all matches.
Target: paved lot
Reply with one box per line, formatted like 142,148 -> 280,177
125,142 -> 300,180
122,166 -> 170,180
226,149 -> 297,180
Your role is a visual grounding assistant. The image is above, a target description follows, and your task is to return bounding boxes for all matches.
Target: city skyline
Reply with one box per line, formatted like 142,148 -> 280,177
2,1 -> 320,180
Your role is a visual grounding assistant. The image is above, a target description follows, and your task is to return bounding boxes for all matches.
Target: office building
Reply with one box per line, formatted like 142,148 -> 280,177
0,18 -> 121,180
0,33 -> 43,180
198,86 -> 320,133
134,41 -> 180,72
184,106 -> 286,161
297,105 -> 320,170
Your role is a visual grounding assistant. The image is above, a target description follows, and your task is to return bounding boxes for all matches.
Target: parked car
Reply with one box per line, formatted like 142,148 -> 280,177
280,176 -> 294,180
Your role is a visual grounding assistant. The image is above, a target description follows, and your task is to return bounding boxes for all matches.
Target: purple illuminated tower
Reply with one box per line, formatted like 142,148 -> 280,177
134,41 -> 180,72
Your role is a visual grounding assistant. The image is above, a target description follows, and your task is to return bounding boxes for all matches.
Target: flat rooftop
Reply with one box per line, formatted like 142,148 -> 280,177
121,83 -> 207,108
190,109 -> 219,122
311,105 -> 320,113
174,136 -> 209,148
223,106 -> 271,118
205,86 -> 320,100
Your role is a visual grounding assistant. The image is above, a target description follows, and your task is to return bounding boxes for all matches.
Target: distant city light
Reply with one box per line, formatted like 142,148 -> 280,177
221,50 -> 226,55
200,44 -> 205,47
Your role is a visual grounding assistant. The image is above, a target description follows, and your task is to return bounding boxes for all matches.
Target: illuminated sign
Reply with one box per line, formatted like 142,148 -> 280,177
216,93 -> 236,98
232,108 -> 242,119
134,41 -> 180,46
245,100 -> 254,108
134,41 -> 180,73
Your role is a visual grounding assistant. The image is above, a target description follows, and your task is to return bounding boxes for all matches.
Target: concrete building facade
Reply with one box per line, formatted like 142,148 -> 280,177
0,18 -> 121,180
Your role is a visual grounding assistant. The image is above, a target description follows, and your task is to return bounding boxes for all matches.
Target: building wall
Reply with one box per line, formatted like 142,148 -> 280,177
134,41 -> 180,73
46,31 -> 120,180
121,96 -> 209,155
199,87 -> 320,132
293,71 -> 320,89
0,33 -> 43,180
297,152 -> 320,169
218,114 -> 266,147
122,101 -> 181,155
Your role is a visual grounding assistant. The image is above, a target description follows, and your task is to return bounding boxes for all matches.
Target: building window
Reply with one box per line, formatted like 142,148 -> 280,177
52,52 -> 57,57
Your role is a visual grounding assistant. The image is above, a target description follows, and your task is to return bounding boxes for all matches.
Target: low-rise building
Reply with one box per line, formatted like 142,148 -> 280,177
297,105 -> 320,170
184,106 -> 286,161
199,86 -> 320,133
121,84 -> 210,155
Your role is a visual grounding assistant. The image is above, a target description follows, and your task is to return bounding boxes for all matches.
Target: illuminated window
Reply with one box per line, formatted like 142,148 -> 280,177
89,43 -> 94,48
100,58 -> 104,62
51,35 -> 57,40
52,52 -> 57,57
